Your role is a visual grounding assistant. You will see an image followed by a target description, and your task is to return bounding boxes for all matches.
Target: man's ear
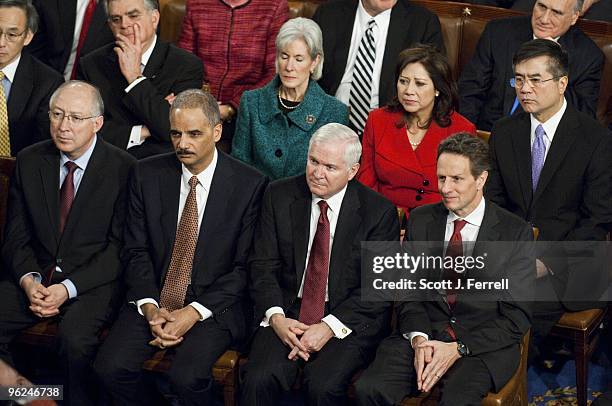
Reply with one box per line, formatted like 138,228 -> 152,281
348,163 -> 360,181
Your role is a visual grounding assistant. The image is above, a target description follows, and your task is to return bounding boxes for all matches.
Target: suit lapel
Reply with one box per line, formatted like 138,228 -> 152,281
533,108 -> 578,202
327,182 -> 360,301
426,204 -> 450,314
503,19 -> 533,115
59,0 -> 77,53
40,146 -> 60,245
332,2 -> 357,88
83,1 -> 110,54
160,157 -> 181,275
473,202 -> 500,254
142,40 -> 168,81
105,48 -> 130,105
8,54 -> 33,124
290,178 -> 312,293
380,1 -> 408,105
510,114 -> 533,210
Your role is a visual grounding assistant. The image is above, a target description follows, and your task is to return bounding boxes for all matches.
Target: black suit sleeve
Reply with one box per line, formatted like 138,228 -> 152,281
121,164 -> 162,302
458,22 -> 495,126
330,205 -> 399,332
249,185 -> 287,319
2,160 -> 45,283
195,175 -> 268,313
121,59 -> 203,144
484,128 -> 509,208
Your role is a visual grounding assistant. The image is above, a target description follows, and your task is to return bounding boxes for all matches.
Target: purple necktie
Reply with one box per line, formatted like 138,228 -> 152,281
531,124 -> 546,191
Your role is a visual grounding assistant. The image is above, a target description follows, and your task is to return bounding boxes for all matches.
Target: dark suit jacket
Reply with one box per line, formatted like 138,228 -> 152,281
8,52 -> 63,156
77,40 -> 204,158
486,106 -> 612,307
398,201 -> 533,390
27,0 -> 114,75
122,151 -> 268,340
1,138 -> 135,295
312,0 -> 444,107
458,15 -> 604,131
249,176 -> 400,348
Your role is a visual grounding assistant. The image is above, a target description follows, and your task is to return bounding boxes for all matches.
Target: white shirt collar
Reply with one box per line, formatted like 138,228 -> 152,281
180,147 -> 217,192
357,0 -> 392,29
141,34 -> 157,68
312,183 -> 348,215
530,98 -> 567,144
446,196 -> 486,227
1,53 -> 21,83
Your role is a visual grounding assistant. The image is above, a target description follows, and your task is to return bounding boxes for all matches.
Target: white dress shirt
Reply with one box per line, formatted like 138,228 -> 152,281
261,185 -> 353,339
126,35 -> 158,149
63,0 -> 94,80
407,197 -> 486,346
335,0 -> 391,110
529,98 -> 566,163
135,149 -> 219,321
0,53 -> 20,99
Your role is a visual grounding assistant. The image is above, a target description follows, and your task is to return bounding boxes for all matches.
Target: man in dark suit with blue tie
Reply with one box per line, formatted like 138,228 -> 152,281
94,89 -> 268,406
0,80 -> 135,405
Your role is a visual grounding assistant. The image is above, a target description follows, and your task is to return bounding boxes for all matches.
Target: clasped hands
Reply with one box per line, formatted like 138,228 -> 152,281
269,314 -> 334,362
141,303 -> 200,350
21,275 -> 68,318
412,336 -> 461,393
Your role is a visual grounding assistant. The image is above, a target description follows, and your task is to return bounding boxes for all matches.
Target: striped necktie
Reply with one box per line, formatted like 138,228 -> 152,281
0,71 -> 10,156
349,19 -> 376,135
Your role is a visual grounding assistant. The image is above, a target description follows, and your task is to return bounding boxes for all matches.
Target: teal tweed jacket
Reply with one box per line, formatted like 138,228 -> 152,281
231,75 -> 349,180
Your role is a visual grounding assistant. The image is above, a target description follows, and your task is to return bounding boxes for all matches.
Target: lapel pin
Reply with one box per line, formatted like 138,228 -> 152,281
306,115 -> 315,124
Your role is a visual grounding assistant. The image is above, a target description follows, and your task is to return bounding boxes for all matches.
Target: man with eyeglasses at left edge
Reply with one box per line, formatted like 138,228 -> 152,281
0,80 -> 135,405
77,0 -> 203,159
0,0 -> 63,157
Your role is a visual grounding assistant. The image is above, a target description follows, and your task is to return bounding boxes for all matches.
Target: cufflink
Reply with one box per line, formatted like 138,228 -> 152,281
342,328 -> 347,334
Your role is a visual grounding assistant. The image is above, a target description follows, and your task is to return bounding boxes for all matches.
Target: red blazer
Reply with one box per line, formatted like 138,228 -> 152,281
357,108 -> 476,214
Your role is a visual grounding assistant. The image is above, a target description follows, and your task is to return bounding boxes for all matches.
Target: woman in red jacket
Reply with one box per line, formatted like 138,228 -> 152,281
357,45 -> 476,216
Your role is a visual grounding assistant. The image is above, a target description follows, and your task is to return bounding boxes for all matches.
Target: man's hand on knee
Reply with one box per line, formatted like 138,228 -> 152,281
418,340 -> 461,392
270,314 -> 310,360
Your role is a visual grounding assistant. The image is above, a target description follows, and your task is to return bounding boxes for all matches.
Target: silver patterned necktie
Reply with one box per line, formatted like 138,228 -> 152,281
531,124 -> 547,191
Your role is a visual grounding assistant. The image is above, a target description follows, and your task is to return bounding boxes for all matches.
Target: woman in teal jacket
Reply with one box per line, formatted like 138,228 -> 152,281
231,18 -> 349,180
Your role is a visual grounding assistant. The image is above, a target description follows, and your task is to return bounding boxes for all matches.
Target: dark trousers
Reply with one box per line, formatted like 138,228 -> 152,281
354,334 -> 493,406
241,325 -> 369,406
0,278 -> 117,406
94,304 -> 232,406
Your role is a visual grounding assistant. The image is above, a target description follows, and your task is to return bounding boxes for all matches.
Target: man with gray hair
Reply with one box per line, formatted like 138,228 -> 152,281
243,123 -> 399,405
94,89 -> 268,405
0,80 -> 135,405
77,0 -> 203,158
459,0 -> 603,131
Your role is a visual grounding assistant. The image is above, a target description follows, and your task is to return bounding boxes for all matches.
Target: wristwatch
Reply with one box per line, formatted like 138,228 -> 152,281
457,340 -> 471,357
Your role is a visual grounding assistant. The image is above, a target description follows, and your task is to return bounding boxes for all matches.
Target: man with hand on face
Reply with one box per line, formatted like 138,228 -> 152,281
94,89 -> 268,406
0,80 -> 135,405
242,123 -> 399,405
355,133 -> 533,405
77,0 -> 203,159
459,0 -> 603,131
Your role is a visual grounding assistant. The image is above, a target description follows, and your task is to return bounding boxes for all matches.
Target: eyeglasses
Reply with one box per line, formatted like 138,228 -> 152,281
49,111 -> 99,125
511,76 -> 564,89
0,30 -> 27,43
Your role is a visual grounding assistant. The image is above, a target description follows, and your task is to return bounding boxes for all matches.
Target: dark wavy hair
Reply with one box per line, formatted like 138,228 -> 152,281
387,44 -> 458,129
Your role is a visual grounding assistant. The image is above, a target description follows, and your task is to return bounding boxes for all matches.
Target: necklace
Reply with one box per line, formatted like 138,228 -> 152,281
406,126 -> 425,147
278,88 -> 301,110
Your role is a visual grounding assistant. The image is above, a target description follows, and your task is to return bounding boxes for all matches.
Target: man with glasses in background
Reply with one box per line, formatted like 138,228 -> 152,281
0,81 -> 135,405
486,39 -> 612,359
0,0 -> 63,156
459,0 -> 603,132
77,0 -> 202,159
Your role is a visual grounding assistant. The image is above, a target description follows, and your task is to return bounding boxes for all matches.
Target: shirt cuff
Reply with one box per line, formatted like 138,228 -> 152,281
188,302 -> 213,321
321,314 -> 352,339
19,272 -> 42,287
260,306 -> 284,327
406,332 -> 429,348
124,76 -> 146,93
127,126 -> 145,149
60,279 -> 77,299
131,298 -> 159,316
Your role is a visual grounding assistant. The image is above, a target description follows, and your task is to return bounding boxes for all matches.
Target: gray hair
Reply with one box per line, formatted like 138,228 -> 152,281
49,80 -> 105,116
104,0 -> 159,15
309,123 -> 362,167
0,0 -> 38,34
275,17 -> 324,80
170,89 -> 221,127
574,0 -> 584,13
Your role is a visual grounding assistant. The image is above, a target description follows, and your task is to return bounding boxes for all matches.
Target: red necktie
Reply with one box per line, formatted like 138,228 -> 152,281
59,161 -> 78,234
160,176 -> 199,311
70,0 -> 97,79
299,201 -> 330,325
444,219 -> 467,309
